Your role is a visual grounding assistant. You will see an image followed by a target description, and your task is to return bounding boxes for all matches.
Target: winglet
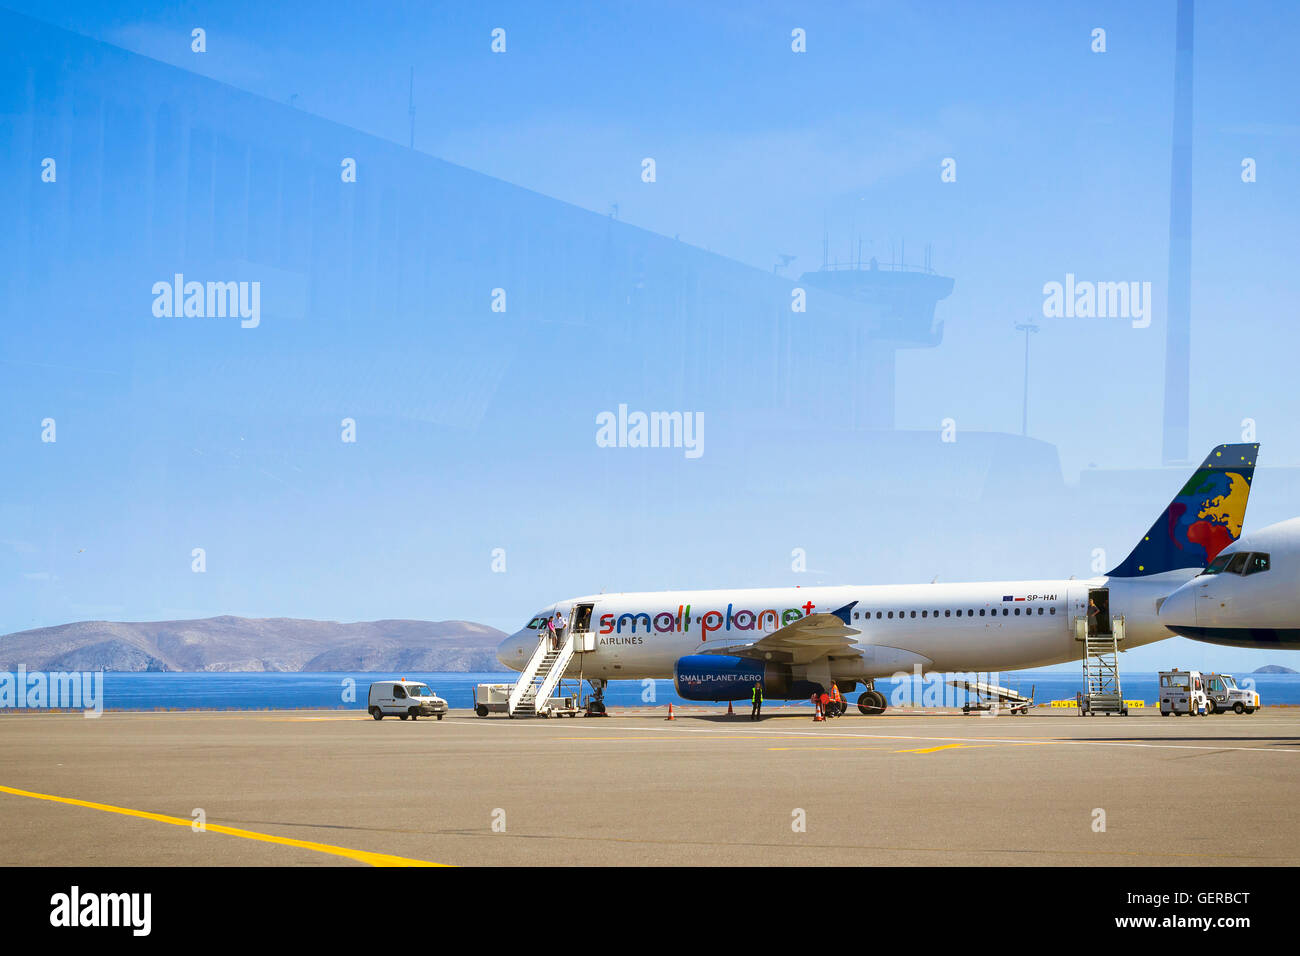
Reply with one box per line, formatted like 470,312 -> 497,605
830,601 -> 857,626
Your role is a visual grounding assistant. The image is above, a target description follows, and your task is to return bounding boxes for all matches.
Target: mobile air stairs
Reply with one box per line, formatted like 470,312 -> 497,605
506,630 -> 577,718
1075,586 -> 1128,716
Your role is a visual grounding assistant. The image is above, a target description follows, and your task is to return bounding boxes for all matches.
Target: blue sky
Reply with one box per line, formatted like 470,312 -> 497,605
10,0 -> 1298,470
3,1 -> 1299,674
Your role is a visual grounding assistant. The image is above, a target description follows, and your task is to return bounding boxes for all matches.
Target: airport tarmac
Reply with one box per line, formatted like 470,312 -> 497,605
2,706 -> 1297,867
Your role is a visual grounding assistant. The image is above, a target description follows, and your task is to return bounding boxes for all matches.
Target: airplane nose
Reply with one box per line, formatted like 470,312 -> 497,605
1159,582 -> 1197,629
497,630 -> 530,670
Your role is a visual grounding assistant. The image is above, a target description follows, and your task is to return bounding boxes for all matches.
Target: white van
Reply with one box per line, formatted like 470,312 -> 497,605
368,680 -> 448,721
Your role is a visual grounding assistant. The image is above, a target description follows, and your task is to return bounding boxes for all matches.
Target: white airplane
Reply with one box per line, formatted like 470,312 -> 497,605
498,443 -> 1259,714
1159,515 -> 1300,649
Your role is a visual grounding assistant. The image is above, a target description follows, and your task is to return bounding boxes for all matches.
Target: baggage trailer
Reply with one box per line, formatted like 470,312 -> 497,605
543,694 -> 580,717
474,683 -> 512,717
474,682 -> 580,717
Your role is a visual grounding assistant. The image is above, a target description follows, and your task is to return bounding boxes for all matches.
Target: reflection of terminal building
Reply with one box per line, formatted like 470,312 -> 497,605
799,261 -> 953,431
1,8 -> 1061,501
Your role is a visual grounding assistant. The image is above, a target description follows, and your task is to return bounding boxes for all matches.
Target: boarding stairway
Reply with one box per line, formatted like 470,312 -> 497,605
507,630 -> 575,718
1075,614 -> 1127,716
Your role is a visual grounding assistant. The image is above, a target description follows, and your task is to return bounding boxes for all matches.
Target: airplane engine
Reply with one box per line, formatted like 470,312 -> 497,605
673,655 -> 822,701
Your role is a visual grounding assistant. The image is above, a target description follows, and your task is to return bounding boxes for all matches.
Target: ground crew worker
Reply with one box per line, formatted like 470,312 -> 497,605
830,682 -> 842,717
751,681 -> 763,721
819,690 -> 831,719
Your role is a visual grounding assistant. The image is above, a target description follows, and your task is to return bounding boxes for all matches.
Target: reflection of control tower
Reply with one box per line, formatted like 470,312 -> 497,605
799,259 -> 954,429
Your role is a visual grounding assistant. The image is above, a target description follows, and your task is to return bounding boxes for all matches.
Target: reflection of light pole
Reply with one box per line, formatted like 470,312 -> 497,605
1015,322 -> 1039,436
408,67 -> 415,148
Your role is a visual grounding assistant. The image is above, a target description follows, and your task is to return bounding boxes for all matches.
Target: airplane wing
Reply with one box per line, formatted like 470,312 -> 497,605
696,602 -> 861,665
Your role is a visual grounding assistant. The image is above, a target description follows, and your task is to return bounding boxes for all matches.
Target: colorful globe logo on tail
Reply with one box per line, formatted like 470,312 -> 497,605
1108,444 -> 1258,578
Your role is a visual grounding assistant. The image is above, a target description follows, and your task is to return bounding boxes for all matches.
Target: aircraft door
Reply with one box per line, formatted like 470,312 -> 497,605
1190,578 -> 1210,626
1087,587 -> 1111,635
570,603 -> 596,652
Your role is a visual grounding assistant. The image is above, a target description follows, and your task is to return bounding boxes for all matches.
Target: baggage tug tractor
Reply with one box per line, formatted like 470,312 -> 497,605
1158,669 -> 1209,716
1205,673 -> 1260,714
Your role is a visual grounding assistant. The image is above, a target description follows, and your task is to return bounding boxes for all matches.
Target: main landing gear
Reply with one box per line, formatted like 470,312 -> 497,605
857,685 -> 887,715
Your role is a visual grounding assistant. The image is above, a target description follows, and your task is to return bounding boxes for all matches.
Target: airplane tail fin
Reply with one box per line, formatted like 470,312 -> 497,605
1108,443 -> 1259,577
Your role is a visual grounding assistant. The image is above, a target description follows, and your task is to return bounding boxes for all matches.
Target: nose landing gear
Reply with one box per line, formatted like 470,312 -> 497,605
584,678 -> 608,717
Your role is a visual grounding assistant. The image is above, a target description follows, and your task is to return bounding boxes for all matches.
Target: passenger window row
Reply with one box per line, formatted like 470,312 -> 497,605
852,606 -> 1057,620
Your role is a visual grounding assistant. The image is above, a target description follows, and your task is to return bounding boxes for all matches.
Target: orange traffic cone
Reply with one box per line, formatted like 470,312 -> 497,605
727,699 -> 734,717
665,703 -> 675,720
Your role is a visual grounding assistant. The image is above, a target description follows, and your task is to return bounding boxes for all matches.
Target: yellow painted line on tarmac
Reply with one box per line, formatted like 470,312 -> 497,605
767,746 -> 892,752
0,784 -> 444,867
765,739 -> 1049,754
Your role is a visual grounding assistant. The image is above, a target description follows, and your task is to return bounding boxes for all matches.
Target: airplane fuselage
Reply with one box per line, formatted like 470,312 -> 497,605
499,572 -> 1194,685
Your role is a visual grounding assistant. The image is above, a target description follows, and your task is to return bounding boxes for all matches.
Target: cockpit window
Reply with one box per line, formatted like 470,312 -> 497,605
1244,552 -> 1271,575
1201,551 -> 1269,576
1201,553 -> 1233,575
525,616 -> 548,629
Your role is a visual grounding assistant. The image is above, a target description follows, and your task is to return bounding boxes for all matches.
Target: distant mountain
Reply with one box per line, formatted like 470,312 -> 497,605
0,616 -> 507,672
1252,664 -> 1297,675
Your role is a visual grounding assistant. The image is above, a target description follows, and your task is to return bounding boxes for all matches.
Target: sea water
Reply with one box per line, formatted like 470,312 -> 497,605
4,670 -> 1296,711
